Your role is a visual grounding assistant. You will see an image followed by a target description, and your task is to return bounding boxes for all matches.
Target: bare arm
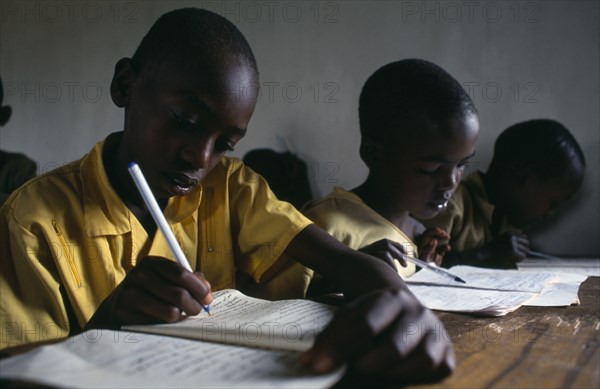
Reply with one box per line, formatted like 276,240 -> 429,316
285,225 -> 406,298
285,225 -> 455,383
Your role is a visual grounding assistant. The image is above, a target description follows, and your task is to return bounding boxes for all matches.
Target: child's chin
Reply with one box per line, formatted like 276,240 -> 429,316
415,207 -> 442,219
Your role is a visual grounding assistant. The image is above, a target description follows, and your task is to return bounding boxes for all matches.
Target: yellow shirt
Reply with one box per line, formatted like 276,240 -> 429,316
0,134 -> 312,349
303,187 -> 417,278
421,172 -> 520,252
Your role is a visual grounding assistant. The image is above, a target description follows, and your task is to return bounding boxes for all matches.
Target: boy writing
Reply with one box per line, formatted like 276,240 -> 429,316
303,59 -> 479,280
422,119 -> 585,269
0,8 -> 454,383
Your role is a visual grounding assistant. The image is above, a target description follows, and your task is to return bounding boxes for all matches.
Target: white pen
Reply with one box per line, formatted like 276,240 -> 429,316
127,162 -> 210,315
401,254 -> 466,283
528,250 -> 562,261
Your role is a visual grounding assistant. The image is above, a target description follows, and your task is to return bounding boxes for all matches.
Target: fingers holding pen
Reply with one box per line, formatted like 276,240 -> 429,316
418,227 -> 451,265
193,271 -> 213,307
90,257 -> 213,328
359,239 -> 410,268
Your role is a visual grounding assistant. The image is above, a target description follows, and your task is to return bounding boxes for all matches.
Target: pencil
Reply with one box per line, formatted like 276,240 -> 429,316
127,162 -> 211,315
401,254 -> 467,283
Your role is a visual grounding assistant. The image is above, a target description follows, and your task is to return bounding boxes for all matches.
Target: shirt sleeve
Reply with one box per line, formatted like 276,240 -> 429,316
227,160 -> 313,287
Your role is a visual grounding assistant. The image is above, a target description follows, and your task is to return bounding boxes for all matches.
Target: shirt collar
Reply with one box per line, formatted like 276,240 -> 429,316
81,133 -> 202,237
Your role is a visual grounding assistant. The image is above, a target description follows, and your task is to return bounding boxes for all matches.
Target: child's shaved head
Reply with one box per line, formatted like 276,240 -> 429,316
359,59 -> 476,143
132,8 -> 258,78
489,119 -> 585,186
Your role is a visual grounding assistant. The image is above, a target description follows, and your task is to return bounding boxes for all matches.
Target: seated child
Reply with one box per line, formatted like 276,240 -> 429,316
0,8 -> 454,383
0,76 -> 37,205
422,119 -> 586,269
243,148 -> 312,209
303,59 -> 479,282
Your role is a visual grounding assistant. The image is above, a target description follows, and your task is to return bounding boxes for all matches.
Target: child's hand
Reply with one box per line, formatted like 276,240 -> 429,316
417,227 -> 451,266
300,288 -> 455,383
358,239 -> 409,270
482,232 -> 530,268
86,256 -> 212,329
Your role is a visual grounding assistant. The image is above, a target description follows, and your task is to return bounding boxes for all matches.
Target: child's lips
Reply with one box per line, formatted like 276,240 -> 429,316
429,199 -> 449,210
163,172 -> 200,196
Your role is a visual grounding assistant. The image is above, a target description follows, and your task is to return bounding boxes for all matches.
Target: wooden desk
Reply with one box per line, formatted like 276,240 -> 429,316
412,276 -> 599,389
2,279 -> 598,388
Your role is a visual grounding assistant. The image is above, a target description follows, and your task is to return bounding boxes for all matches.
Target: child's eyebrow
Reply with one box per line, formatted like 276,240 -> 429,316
231,127 -> 247,137
182,95 -> 247,136
420,151 -> 476,163
184,95 -> 214,115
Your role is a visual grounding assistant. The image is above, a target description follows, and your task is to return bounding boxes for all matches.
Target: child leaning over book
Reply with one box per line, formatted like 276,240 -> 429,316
421,119 -> 585,269
0,8 -> 454,384
303,59 -> 479,286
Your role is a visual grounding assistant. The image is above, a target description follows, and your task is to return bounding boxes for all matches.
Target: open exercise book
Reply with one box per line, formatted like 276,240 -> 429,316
405,265 -> 588,316
0,290 -> 343,389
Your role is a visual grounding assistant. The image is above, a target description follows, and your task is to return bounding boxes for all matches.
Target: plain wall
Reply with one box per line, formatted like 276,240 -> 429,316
1,0 -> 598,257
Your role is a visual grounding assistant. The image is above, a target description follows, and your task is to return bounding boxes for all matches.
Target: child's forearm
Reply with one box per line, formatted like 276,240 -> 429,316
285,225 -> 406,298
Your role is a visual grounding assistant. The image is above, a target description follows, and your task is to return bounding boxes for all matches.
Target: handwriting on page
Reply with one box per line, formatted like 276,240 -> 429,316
123,290 -> 337,352
0,330 -> 344,388
187,290 -> 335,350
407,284 -> 537,316
407,265 -> 558,293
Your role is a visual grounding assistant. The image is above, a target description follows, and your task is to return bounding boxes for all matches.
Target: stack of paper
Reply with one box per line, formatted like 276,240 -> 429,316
518,257 -> 600,277
0,290 -> 344,389
405,265 -> 588,316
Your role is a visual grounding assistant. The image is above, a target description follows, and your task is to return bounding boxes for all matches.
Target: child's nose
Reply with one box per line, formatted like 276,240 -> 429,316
438,167 -> 459,190
180,143 -> 212,170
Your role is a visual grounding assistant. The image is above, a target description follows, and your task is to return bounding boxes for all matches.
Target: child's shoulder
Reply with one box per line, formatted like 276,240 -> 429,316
2,158 -> 84,225
302,187 -> 358,213
209,156 -> 281,187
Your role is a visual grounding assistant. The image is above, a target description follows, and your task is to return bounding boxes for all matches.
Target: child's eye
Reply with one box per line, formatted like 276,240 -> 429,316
418,167 -> 439,175
216,139 -> 236,152
419,168 -> 438,176
171,109 -> 200,131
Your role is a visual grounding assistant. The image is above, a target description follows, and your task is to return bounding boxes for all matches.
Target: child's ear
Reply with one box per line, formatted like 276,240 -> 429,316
110,58 -> 138,108
360,138 -> 385,170
0,105 -> 12,126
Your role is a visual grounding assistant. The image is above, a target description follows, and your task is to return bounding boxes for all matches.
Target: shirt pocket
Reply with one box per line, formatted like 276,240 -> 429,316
52,219 -> 83,288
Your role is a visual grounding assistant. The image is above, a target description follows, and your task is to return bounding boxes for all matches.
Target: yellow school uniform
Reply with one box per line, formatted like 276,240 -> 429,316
422,172 -> 520,252
0,133 -> 312,349
303,187 -> 417,278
